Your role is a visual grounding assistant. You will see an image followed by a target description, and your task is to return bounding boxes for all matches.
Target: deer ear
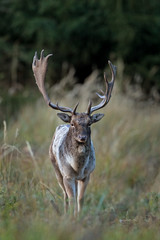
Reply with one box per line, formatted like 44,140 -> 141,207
57,113 -> 71,123
91,113 -> 104,124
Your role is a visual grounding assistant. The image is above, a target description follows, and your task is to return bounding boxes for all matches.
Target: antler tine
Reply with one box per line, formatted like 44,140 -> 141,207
86,100 -> 92,115
49,102 -> 73,113
72,102 -> 79,115
89,60 -> 116,114
32,50 -> 73,114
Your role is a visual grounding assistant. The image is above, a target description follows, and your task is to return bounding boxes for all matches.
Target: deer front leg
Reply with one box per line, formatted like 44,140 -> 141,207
63,176 -> 77,216
77,176 -> 90,213
50,148 -> 69,214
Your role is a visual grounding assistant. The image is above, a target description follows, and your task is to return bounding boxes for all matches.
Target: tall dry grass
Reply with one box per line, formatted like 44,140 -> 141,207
0,74 -> 160,239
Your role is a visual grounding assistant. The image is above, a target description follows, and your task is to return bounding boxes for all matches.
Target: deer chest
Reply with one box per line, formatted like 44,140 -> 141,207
52,125 -> 95,180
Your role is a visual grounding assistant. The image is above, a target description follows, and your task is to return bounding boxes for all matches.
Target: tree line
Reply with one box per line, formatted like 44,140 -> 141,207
0,0 -> 160,98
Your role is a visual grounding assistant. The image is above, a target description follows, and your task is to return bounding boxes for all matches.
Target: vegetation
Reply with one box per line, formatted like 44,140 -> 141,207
0,0 -> 160,98
0,77 -> 160,239
0,0 -> 160,238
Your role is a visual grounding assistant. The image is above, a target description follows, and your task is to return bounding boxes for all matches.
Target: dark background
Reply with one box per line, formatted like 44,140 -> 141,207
0,0 -> 160,121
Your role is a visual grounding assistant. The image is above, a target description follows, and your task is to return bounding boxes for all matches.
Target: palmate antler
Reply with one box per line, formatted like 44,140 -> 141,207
32,50 -> 116,115
32,50 -> 78,114
86,61 -> 116,114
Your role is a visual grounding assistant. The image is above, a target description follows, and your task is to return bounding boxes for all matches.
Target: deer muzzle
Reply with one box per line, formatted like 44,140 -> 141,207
77,135 -> 87,143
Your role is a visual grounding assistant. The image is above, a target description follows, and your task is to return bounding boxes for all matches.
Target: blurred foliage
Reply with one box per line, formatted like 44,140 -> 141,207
0,88 -> 38,123
0,87 -> 160,239
0,0 -> 160,97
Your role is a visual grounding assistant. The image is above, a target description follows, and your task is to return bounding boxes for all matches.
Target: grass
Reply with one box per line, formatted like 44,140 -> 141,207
0,81 -> 160,239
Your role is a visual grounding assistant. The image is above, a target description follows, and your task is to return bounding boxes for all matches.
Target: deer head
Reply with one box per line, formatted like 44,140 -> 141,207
32,50 -> 116,143
57,111 -> 104,143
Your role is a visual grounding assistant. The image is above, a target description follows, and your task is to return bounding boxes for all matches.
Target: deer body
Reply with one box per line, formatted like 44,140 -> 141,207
51,124 -> 95,181
50,124 -> 95,213
32,50 -> 116,215
49,113 -> 100,214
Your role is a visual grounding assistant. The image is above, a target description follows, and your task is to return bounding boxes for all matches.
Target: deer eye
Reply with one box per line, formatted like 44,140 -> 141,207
71,123 -> 74,127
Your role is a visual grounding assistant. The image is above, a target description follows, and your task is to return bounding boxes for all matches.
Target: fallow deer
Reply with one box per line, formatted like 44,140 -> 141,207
32,50 -> 116,215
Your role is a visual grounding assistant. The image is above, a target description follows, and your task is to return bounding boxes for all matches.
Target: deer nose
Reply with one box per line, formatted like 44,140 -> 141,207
79,135 -> 87,142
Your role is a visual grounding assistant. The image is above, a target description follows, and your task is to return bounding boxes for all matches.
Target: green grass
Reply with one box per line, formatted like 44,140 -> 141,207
0,86 -> 160,239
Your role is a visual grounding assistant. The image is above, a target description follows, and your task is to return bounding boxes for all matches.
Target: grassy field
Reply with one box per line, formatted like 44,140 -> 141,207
0,78 -> 160,239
